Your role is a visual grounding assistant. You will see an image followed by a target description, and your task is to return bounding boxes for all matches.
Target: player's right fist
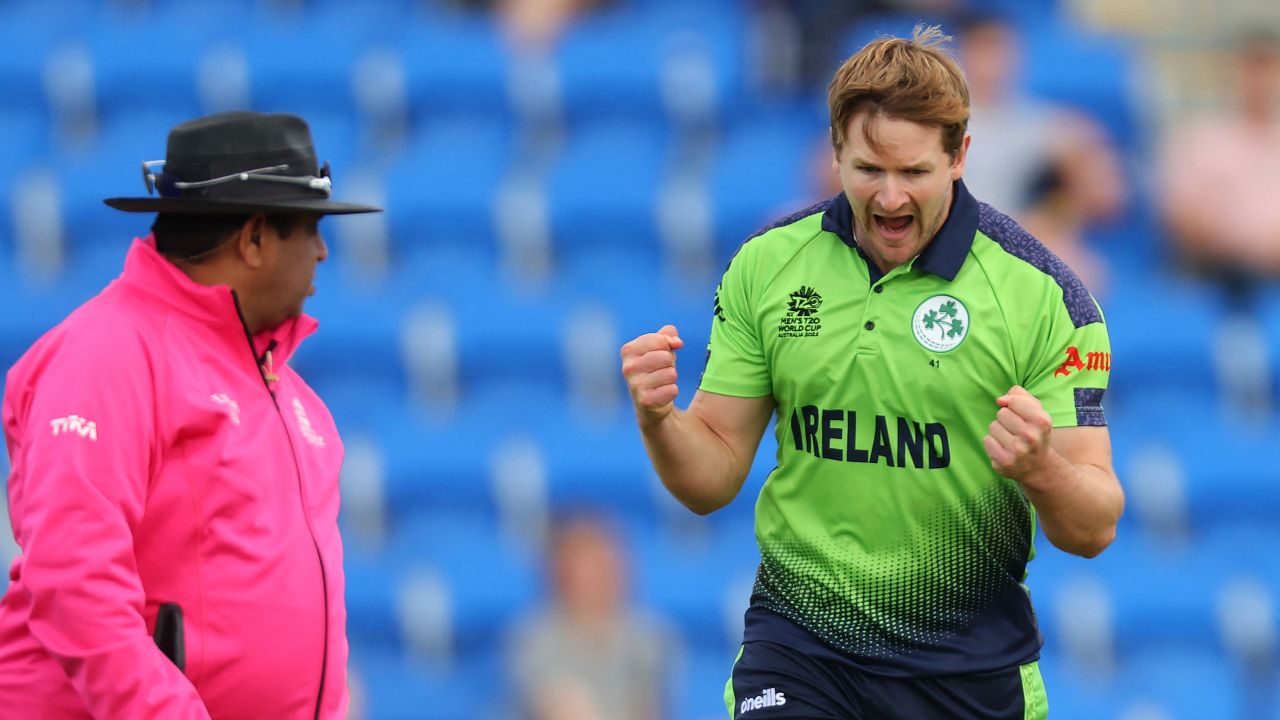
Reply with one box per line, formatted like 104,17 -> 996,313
620,324 -> 685,423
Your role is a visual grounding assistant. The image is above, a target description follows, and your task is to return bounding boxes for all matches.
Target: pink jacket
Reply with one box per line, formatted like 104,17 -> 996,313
0,237 -> 348,719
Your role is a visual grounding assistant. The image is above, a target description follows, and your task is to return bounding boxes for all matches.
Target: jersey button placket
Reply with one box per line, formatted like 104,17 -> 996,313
860,282 -> 880,346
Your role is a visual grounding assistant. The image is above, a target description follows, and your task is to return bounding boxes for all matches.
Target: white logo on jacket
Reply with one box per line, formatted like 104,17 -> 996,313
50,415 -> 97,441
211,393 -> 242,425
292,398 -> 325,447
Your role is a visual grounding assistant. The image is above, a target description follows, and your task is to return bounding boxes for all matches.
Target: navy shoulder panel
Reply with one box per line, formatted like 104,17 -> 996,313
976,203 -> 1102,328
722,196 -> 838,270
748,195 -> 838,242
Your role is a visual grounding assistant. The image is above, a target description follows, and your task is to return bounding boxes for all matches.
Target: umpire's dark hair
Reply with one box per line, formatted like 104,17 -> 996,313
151,213 -> 300,263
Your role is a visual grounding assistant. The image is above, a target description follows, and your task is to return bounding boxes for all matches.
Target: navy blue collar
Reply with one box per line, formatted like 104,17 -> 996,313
820,179 -> 978,283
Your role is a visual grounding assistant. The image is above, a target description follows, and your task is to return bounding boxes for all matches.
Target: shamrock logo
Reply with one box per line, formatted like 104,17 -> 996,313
924,300 -> 964,340
912,295 -> 969,352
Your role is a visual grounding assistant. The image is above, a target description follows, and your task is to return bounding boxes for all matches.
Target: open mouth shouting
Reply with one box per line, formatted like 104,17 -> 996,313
874,214 -> 915,241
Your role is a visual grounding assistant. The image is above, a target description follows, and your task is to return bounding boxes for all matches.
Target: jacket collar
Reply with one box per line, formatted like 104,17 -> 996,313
820,179 -> 978,283
121,235 -> 318,364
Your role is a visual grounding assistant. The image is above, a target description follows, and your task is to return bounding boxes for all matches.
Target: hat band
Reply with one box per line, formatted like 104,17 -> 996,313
141,160 -> 333,202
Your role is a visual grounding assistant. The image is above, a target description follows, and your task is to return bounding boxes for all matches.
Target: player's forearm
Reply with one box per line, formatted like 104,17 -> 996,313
637,407 -> 747,515
1019,451 -> 1124,558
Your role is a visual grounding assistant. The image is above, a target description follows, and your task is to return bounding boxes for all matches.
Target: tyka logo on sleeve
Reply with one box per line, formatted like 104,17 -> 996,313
49,414 -> 97,441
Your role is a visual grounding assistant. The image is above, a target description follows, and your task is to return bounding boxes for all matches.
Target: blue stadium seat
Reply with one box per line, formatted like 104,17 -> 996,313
708,109 -> 813,261
571,247 -> 713,339
326,380 -> 572,524
399,13 -> 514,123
384,118 -> 513,259
1104,272 -> 1226,403
345,545 -> 405,652
557,243 -> 666,310
306,374 -> 410,438
0,0 -> 95,116
1257,285 -> 1280,403
1116,646 -> 1245,720
288,263 -> 415,391
547,120 -> 668,258
399,273 -> 567,394
1042,648 -> 1246,720
389,511 -> 541,656
680,647 -> 737,720
86,14 -> 210,124
51,110 -> 186,251
240,6 -> 395,118
1201,522 -> 1280,598
553,4 -> 746,128
631,519 -> 760,651
1107,389 -> 1280,532
1103,544 -> 1216,651
377,409 -> 501,520
534,412 -> 661,520
0,263 -> 114,401
968,0 -> 1059,26
1037,650 -> 1124,720
0,109 -> 50,255
1171,426 -> 1280,532
350,646 -> 504,720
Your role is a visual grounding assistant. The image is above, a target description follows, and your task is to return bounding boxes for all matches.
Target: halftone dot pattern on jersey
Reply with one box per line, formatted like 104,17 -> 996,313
751,483 -> 1033,660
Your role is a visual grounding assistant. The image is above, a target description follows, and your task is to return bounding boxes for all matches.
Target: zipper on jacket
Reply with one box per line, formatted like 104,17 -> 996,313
233,292 -> 330,720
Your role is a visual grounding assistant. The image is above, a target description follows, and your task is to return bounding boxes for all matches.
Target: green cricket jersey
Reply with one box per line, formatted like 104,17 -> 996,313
702,181 -> 1110,676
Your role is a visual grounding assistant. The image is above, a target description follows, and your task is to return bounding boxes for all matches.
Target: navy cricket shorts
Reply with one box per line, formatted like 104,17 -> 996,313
724,640 -> 1048,719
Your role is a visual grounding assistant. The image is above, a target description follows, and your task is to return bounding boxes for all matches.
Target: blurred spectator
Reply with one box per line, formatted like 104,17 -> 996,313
1017,117 -> 1128,297
509,515 -> 679,720
448,0 -> 613,49
749,0 -> 963,93
1159,30 -> 1280,306
958,13 -> 1118,217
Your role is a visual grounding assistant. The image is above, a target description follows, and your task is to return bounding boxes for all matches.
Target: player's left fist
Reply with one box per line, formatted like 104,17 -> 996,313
982,385 -> 1053,482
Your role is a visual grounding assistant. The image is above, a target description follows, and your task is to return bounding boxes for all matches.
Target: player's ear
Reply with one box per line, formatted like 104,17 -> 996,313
950,134 -> 971,180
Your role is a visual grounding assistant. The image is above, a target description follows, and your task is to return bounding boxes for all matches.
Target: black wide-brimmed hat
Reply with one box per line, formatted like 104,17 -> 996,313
104,111 -> 381,215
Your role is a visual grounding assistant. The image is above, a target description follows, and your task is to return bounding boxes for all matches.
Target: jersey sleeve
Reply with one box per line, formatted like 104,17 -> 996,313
1021,293 -> 1111,428
698,246 -> 772,398
2,326 -> 212,719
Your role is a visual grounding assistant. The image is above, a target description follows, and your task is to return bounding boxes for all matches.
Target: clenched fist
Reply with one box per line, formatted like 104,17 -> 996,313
620,324 -> 684,423
983,385 -> 1053,482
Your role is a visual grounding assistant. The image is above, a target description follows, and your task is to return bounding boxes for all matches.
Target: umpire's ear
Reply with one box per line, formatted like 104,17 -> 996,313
236,213 -> 268,269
